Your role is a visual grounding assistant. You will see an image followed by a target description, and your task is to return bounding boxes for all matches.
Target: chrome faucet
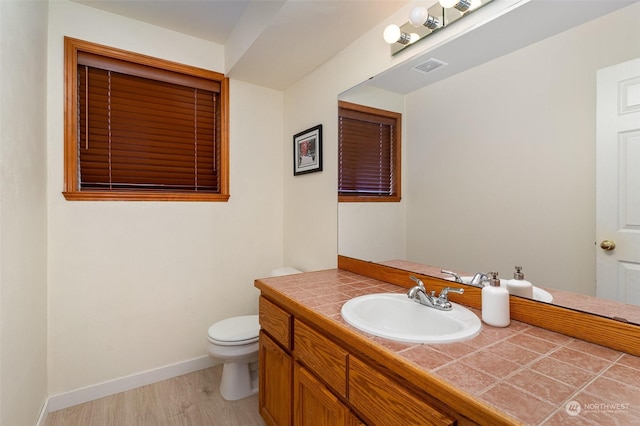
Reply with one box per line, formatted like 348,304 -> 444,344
468,272 -> 490,287
441,269 -> 463,283
407,276 -> 465,311
407,276 -> 432,306
442,269 -> 491,287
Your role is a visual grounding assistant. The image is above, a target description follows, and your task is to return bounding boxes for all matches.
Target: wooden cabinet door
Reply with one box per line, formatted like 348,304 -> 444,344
294,319 -> 348,397
294,363 -> 350,426
348,412 -> 366,426
260,331 -> 292,426
349,356 -> 455,426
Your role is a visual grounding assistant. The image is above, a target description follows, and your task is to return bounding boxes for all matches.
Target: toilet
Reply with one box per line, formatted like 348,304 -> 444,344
207,315 -> 260,400
207,267 -> 302,401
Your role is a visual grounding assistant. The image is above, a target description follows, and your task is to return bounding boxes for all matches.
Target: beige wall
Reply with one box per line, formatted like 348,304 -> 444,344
404,3 -> 640,294
46,1 -> 284,395
283,0 -> 523,271
0,0 -> 49,424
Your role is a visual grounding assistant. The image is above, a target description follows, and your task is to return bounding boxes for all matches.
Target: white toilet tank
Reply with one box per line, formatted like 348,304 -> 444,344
270,267 -> 302,277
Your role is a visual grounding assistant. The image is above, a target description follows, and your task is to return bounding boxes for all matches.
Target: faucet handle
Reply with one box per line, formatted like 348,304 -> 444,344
432,286 -> 464,310
410,275 -> 426,289
441,270 -> 463,283
438,286 -> 464,300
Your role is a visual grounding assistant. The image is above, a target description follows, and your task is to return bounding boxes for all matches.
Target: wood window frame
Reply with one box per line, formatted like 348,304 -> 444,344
63,37 -> 229,201
338,100 -> 401,203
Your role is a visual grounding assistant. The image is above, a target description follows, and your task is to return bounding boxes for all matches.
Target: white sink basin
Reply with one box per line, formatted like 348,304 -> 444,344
341,293 -> 481,344
459,277 -> 553,303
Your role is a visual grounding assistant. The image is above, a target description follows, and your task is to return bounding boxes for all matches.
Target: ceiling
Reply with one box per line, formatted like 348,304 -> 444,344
70,0 -> 411,90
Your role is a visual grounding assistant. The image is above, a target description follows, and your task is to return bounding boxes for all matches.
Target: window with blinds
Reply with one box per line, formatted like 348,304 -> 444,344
64,37 -> 229,201
338,101 -> 401,202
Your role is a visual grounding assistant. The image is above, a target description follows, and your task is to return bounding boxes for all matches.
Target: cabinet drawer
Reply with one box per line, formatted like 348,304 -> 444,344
259,296 -> 292,350
294,319 -> 348,398
349,355 -> 455,426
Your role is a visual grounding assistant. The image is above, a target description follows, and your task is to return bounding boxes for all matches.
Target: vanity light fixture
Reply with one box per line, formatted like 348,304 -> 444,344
408,6 -> 441,30
384,0 -> 490,51
383,24 -> 419,45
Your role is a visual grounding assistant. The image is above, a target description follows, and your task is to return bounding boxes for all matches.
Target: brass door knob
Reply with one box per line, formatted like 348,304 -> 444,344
600,240 -> 616,251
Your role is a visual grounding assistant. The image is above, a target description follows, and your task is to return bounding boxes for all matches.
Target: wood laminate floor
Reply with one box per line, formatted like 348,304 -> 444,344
45,366 -> 265,426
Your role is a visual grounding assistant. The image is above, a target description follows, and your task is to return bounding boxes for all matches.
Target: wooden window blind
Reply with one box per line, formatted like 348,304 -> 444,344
338,101 -> 401,202
64,37 -> 229,201
77,64 -> 219,192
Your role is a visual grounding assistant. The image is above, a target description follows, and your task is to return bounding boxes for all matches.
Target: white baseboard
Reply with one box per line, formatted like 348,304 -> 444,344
35,398 -> 49,426
46,356 -> 215,413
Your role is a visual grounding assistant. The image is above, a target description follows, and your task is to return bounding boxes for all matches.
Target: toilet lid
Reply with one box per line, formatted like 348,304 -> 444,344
208,315 -> 260,346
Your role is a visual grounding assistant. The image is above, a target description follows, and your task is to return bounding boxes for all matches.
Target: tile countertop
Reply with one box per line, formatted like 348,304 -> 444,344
256,269 -> 640,426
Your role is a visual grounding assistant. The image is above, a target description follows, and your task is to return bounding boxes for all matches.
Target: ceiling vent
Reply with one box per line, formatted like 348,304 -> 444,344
412,58 -> 448,74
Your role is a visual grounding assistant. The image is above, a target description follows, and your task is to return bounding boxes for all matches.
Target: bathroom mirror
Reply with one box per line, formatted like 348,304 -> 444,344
338,1 -> 640,323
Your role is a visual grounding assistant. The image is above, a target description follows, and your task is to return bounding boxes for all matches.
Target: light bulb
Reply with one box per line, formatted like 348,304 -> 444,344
408,6 -> 428,27
409,33 -> 420,44
439,0 -> 458,8
383,24 -> 401,44
469,0 -> 482,10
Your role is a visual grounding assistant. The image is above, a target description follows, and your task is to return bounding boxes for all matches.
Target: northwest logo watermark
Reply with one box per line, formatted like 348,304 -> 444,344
565,400 -> 630,416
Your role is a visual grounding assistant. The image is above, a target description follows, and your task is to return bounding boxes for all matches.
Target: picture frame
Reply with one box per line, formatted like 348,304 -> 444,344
293,124 -> 323,176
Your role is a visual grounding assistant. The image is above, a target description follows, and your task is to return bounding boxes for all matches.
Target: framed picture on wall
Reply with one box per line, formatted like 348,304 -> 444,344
293,124 -> 323,176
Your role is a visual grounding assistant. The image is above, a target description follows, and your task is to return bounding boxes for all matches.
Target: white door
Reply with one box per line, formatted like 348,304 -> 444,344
596,57 -> 640,305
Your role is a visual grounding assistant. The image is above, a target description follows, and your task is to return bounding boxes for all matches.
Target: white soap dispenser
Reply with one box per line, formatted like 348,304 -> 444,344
506,266 -> 533,299
481,271 -> 510,327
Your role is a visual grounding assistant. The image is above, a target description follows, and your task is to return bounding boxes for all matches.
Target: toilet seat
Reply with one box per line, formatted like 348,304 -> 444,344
207,315 -> 259,346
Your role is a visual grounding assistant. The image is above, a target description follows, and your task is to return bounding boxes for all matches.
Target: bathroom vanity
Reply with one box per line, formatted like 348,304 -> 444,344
255,257 -> 640,425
